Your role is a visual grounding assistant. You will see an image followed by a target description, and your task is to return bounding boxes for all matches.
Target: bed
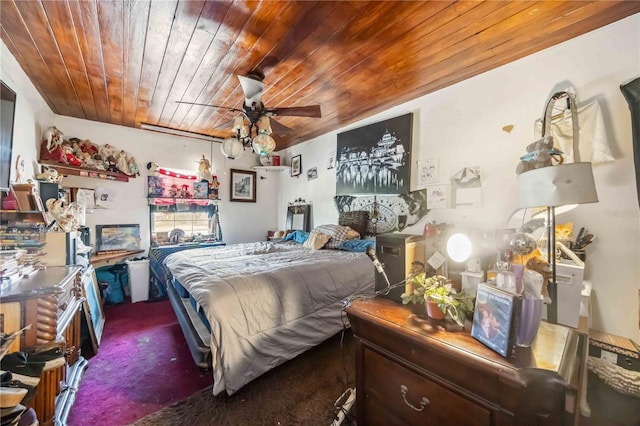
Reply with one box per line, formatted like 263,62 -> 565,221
163,238 -> 376,395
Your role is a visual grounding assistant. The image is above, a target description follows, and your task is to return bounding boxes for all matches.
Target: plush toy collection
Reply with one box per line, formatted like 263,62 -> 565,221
39,126 -> 140,176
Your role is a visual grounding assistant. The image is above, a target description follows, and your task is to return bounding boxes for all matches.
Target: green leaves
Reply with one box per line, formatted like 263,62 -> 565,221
400,272 -> 475,326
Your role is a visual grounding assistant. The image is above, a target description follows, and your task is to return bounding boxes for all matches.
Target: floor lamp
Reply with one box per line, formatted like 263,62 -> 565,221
517,162 -> 598,323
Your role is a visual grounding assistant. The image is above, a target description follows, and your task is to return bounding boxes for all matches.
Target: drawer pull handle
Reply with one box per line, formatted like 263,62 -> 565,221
400,385 -> 430,412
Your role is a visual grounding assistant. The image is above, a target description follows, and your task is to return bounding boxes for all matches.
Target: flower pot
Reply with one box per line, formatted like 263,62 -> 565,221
426,300 -> 446,320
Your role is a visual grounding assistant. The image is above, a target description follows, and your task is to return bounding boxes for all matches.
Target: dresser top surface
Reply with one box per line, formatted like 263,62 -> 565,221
0,265 -> 81,301
346,297 -> 577,381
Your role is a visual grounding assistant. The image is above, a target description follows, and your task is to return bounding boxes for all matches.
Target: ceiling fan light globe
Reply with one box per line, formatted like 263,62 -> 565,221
221,137 -> 244,159
252,133 -> 276,156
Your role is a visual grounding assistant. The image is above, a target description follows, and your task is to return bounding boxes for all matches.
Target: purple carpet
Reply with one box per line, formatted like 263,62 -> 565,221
67,299 -> 213,425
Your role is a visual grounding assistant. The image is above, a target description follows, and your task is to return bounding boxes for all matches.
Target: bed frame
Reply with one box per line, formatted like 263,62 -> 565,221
149,242 -> 225,369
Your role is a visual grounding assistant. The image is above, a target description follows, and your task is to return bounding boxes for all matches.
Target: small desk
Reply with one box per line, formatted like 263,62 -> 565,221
90,249 -> 144,269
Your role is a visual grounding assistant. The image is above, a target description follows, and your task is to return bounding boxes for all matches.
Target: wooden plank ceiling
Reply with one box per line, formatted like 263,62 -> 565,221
2,1 -> 639,150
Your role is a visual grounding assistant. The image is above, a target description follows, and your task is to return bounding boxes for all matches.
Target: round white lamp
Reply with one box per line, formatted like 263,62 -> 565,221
446,233 -> 472,263
221,137 -> 244,159
252,133 -> 276,156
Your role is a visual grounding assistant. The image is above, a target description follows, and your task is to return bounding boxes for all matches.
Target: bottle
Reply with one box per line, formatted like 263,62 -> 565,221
495,261 -> 517,294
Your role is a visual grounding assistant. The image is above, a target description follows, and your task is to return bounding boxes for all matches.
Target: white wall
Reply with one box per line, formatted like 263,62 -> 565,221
278,15 -> 640,340
53,116 -> 279,250
1,40 -> 54,182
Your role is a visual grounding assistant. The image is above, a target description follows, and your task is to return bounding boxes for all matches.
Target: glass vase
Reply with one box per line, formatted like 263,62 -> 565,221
516,297 -> 544,347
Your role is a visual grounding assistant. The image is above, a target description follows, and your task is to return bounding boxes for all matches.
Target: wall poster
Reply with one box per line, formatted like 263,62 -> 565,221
336,113 -> 413,195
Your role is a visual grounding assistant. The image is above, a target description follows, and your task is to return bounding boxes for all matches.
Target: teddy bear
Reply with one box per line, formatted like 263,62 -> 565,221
515,135 -> 564,175
525,256 -> 552,299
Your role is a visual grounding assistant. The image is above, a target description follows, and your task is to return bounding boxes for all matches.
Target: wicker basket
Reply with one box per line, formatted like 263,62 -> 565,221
587,356 -> 640,398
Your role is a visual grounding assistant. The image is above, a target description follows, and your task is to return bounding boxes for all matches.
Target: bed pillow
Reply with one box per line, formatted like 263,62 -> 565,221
303,230 -> 331,250
339,211 -> 369,237
314,224 -> 351,249
339,238 -> 376,252
284,230 -> 310,244
345,227 -> 361,240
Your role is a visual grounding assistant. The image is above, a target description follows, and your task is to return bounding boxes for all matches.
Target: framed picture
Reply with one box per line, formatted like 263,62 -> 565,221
336,112 -> 413,195
307,167 -> 318,180
471,283 -> 520,357
230,169 -> 256,202
95,224 -> 141,252
291,155 -> 302,177
82,267 -> 105,354
193,181 -> 208,198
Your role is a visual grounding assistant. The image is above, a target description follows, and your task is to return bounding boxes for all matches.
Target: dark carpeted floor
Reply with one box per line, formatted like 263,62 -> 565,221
132,330 -> 356,426
67,299 -> 213,426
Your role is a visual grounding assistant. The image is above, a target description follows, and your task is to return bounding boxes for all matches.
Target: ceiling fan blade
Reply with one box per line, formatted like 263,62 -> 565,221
238,74 -> 265,107
269,118 -> 292,136
266,105 -> 321,118
175,101 -> 243,114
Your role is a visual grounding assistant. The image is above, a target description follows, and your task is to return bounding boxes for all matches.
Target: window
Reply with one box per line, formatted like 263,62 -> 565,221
149,201 -> 222,246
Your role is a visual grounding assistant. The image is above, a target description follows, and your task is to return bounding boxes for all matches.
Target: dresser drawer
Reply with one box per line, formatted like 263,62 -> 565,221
362,346 -> 492,425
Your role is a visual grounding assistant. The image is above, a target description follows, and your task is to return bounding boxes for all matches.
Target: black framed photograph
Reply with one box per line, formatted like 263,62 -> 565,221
291,155 -> 302,177
336,112 -> 413,195
230,169 -> 256,202
471,283 -> 520,357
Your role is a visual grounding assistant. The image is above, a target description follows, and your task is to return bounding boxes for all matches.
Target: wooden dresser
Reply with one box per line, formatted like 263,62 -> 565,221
345,297 -> 585,426
0,266 -> 88,425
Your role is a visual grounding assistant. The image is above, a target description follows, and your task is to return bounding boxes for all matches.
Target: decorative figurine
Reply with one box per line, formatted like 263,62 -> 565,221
197,154 -> 213,182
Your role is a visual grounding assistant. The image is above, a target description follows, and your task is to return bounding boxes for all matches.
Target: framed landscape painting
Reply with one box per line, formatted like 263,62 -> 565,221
230,169 -> 256,202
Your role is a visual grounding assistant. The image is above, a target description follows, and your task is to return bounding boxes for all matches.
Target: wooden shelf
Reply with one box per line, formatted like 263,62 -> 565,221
40,161 -> 133,182
0,209 -> 47,224
252,166 -> 289,171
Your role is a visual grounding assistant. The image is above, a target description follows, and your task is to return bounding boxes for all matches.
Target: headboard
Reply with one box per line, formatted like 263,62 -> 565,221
286,204 -> 311,232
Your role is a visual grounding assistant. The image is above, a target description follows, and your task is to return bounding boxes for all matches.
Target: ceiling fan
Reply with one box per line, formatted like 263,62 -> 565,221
176,72 -> 322,159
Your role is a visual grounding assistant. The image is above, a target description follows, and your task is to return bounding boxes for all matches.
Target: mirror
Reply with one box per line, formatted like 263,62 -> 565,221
286,204 -> 311,231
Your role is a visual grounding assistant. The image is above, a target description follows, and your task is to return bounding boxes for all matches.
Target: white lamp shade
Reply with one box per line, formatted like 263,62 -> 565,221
232,116 -> 248,138
252,133 -> 276,155
221,137 -> 244,159
518,162 -> 598,208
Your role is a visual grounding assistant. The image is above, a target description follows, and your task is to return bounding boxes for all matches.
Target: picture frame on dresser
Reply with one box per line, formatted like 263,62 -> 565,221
471,283 -> 520,357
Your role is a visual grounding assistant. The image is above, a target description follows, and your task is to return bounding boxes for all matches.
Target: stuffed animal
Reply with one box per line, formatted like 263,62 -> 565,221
525,256 -> 552,299
43,126 -> 64,152
515,135 -> 564,175
147,162 -> 159,176
61,143 -> 82,166
35,166 -> 62,183
79,139 -> 99,157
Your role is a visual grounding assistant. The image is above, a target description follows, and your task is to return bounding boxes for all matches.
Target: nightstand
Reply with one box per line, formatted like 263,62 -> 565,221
345,297 -> 585,425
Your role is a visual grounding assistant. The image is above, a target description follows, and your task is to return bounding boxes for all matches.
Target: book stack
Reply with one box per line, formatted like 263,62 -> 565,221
0,225 -> 46,258
0,250 -> 25,291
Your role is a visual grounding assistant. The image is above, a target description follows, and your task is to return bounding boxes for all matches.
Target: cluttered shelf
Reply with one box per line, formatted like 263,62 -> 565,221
39,161 -> 132,182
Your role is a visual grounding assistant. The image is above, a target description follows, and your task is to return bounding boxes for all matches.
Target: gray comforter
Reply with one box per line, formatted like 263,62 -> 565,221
164,241 -> 375,395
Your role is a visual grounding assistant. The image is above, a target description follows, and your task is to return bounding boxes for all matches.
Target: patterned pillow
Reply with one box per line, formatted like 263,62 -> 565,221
339,211 -> 369,237
303,230 -> 331,250
314,224 -> 351,249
